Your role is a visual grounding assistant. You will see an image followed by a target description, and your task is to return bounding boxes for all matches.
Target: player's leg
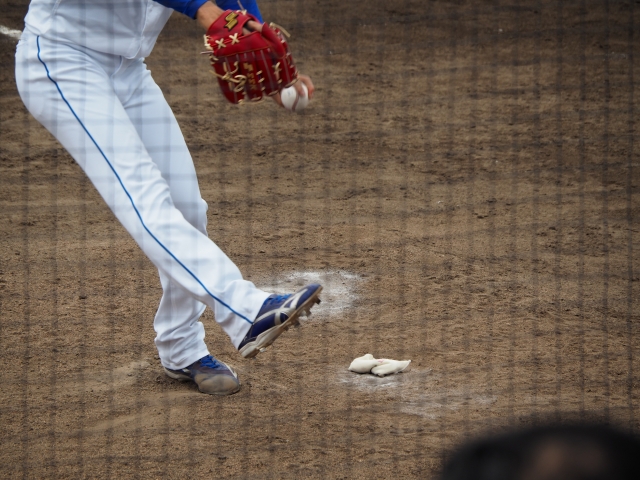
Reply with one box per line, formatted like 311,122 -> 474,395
112,59 -> 237,369
115,60 -> 210,235
15,32 -> 322,386
114,60 -> 323,360
15,33 -> 269,366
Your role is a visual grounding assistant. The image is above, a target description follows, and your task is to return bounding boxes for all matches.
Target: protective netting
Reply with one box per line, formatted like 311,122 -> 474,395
0,0 -> 638,477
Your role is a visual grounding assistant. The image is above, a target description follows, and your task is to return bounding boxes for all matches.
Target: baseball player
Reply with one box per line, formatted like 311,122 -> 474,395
15,0 -> 322,395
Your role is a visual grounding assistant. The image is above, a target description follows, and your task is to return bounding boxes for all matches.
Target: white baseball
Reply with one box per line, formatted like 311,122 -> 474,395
280,83 -> 309,113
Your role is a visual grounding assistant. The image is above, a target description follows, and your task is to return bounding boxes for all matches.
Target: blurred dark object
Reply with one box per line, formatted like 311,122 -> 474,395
440,424 -> 640,480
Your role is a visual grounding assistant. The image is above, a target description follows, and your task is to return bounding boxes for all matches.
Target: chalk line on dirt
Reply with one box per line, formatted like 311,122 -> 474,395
340,368 -> 497,418
340,368 -> 415,391
0,25 -> 22,40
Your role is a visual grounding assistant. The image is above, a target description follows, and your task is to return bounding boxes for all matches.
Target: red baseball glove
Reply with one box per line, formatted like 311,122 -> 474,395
204,10 -> 298,104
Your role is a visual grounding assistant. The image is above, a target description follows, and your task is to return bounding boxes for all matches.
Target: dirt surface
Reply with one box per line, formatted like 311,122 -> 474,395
1,0 -> 639,478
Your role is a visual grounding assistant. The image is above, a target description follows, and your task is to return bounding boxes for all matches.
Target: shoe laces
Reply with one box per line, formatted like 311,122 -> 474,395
265,293 -> 291,305
198,355 -> 222,369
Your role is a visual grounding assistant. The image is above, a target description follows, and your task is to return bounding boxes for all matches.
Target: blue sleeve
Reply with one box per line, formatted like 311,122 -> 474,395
153,0 -> 263,22
153,0 -> 209,19
215,0 -> 263,22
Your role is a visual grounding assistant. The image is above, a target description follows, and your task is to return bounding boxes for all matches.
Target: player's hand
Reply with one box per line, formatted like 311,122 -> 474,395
243,20 -> 263,35
196,2 -> 224,30
204,7 -> 303,104
273,74 -> 314,108
296,74 -> 315,99
239,21 -> 315,109
228,12 -> 314,108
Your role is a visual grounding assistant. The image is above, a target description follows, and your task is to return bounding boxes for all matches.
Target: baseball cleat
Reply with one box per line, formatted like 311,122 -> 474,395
238,283 -> 323,358
164,355 -> 240,395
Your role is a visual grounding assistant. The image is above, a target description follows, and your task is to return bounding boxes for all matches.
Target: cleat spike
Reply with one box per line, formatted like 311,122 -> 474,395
238,284 -> 323,358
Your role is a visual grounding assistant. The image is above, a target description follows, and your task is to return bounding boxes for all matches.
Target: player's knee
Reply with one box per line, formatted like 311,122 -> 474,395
179,197 -> 208,233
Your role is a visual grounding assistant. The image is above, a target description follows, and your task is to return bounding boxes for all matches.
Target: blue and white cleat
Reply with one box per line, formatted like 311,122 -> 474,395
239,283 -> 323,358
164,355 -> 241,395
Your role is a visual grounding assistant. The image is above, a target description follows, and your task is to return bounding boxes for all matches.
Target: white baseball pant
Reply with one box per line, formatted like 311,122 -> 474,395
15,31 -> 270,369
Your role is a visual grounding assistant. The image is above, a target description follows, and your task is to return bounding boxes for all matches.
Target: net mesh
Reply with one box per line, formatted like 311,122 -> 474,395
0,0 -> 637,477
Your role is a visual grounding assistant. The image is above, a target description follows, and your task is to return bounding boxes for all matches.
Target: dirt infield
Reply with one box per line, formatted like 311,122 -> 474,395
1,0 -> 638,478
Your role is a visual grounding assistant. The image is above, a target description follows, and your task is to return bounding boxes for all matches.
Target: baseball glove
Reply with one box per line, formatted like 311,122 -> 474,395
203,10 -> 298,104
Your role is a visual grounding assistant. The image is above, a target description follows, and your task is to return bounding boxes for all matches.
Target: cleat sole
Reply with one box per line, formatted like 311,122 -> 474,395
239,285 -> 323,358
